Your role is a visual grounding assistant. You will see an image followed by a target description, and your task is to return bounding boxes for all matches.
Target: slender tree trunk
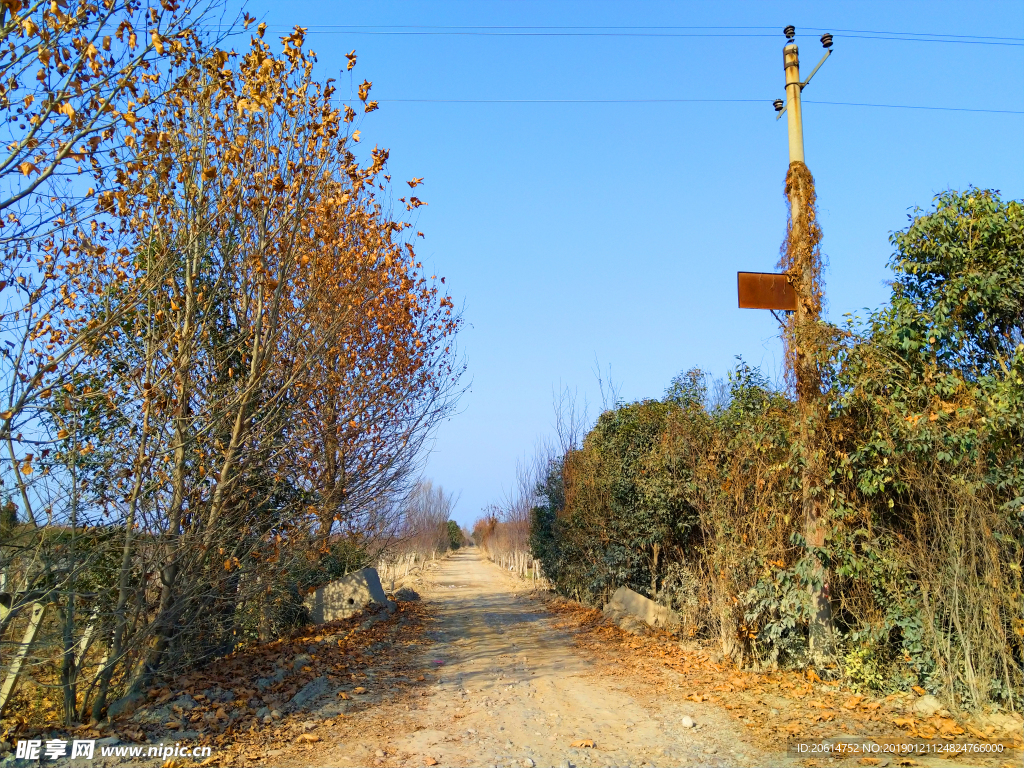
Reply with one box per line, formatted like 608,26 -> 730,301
650,542 -> 661,598
92,398 -> 153,721
60,442 -> 78,725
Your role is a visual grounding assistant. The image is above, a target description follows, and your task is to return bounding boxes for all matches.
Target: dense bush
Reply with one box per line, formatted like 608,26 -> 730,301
530,189 -> 1023,711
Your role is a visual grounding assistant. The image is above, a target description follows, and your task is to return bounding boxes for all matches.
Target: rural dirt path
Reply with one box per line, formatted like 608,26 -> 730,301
284,548 -> 770,768
155,547 -> 1016,768
33,550 -> 1016,767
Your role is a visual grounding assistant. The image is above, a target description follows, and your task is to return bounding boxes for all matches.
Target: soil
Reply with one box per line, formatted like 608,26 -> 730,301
5,550 -> 1020,768
227,549 -> 1019,768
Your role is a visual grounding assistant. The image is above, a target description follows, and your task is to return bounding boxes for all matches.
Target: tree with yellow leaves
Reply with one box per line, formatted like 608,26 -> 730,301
1,15 -> 463,726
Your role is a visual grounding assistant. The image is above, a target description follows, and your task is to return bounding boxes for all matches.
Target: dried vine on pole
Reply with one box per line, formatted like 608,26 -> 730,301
779,159 -> 835,667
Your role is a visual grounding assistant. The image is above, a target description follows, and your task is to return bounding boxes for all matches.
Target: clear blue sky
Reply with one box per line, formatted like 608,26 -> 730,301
241,1 -> 1024,527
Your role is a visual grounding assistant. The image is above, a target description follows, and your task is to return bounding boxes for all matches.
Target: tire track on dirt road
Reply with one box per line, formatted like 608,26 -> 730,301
286,548 -> 768,768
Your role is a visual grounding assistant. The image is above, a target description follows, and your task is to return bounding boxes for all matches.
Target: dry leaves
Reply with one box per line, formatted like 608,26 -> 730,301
571,739 -> 595,748
0,9 -> 463,737
541,594 -> 1012,758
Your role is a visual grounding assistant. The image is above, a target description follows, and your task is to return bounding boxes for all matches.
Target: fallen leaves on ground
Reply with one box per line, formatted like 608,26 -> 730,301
541,594 -> 1023,759
570,739 -> 595,748
98,601 -> 431,759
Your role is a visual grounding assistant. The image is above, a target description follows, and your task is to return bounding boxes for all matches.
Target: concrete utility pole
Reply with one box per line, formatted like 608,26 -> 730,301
783,40 -> 805,165
777,25 -> 836,668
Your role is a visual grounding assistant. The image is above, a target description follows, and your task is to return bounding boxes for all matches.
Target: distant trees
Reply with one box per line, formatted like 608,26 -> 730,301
374,481 -> 460,587
475,448 -> 550,577
447,520 -> 463,550
399,481 -> 458,557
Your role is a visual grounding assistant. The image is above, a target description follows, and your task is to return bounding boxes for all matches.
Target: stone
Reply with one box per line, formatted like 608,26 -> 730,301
291,653 -> 314,672
271,709 -> 283,719
912,694 -> 944,717
257,668 -> 288,690
360,611 -> 390,631
616,615 -> 650,636
394,587 -> 420,602
203,686 -> 233,702
172,694 -> 198,710
256,706 -> 270,720
290,676 -> 330,710
133,704 -> 171,725
681,716 -> 695,729
979,712 -> 1022,733
95,737 -> 121,748
107,691 -> 146,718
523,759 -> 535,767
602,587 -> 680,631
304,567 -> 394,623
267,748 -> 284,757
375,749 -> 386,757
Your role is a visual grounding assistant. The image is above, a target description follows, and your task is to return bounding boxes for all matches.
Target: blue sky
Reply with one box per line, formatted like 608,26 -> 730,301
242,1 -> 1024,527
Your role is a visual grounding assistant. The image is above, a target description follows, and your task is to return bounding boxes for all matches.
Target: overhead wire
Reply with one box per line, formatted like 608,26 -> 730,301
339,99 -> 1022,115
247,23 -> 1023,115
263,24 -> 1024,46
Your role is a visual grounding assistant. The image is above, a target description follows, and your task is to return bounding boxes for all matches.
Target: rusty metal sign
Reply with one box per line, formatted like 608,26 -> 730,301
737,271 -> 797,311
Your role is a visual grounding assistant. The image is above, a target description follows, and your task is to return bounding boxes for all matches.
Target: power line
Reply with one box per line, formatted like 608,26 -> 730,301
805,100 -> 1023,114
354,98 -> 1023,114
268,25 -> 1024,46
375,98 -> 767,104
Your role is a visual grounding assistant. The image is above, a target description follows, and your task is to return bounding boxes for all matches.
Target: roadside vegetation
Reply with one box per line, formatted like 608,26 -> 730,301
497,189 -> 1023,714
0,2 -> 462,728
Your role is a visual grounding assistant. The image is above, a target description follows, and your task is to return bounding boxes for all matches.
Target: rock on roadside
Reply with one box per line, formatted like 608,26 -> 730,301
289,676 -> 331,711
912,695 -> 944,717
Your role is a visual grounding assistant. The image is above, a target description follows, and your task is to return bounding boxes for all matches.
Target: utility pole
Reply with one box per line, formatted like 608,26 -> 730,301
777,25 -> 836,668
737,27 -> 836,667
783,37 -> 805,166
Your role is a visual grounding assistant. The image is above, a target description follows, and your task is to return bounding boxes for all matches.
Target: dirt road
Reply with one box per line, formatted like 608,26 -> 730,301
286,548 -> 768,768
56,548 -> 1015,767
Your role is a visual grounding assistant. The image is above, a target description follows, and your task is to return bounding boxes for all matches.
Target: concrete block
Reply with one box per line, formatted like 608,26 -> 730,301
604,586 -> 680,630
304,567 -> 391,623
